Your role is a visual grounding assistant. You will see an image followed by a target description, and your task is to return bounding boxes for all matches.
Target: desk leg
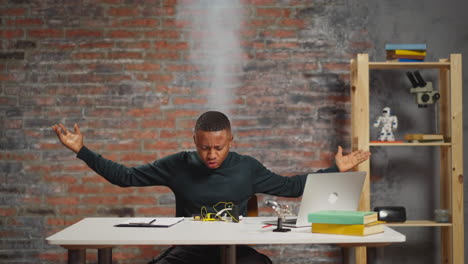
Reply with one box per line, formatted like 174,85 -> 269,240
68,249 -> 86,264
98,248 -> 112,264
220,245 -> 236,264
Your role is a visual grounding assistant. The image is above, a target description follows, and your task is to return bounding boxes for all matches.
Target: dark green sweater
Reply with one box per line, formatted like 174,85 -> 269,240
77,146 -> 338,217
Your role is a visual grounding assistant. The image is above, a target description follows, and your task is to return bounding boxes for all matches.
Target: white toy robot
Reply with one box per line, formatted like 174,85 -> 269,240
373,107 -> 398,141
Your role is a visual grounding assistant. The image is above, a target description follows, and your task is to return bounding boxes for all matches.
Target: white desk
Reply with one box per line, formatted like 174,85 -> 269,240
46,217 -> 406,264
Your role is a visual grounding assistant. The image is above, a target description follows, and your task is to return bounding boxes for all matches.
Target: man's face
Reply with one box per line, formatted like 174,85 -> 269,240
193,129 -> 233,169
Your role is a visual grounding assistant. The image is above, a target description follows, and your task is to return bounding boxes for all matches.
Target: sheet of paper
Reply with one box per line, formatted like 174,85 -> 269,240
116,217 -> 184,227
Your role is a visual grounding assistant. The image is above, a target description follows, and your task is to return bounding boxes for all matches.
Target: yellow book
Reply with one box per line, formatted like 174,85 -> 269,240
311,221 -> 384,236
394,50 -> 426,56
404,134 -> 444,142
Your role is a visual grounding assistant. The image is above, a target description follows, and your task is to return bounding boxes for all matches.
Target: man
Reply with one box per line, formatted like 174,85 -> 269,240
52,111 -> 370,264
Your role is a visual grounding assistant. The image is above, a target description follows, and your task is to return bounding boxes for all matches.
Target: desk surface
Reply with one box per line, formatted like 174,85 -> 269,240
47,217 -> 405,247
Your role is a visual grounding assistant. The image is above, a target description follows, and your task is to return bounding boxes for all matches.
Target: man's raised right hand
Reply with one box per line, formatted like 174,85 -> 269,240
52,123 -> 84,154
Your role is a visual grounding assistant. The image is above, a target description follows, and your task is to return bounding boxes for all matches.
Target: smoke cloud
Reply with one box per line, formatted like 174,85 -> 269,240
177,0 -> 245,114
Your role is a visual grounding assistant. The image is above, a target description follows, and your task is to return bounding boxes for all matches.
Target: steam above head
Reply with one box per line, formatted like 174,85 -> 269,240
177,0 -> 244,114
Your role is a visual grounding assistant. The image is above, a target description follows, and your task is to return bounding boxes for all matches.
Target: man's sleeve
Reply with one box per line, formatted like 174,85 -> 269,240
77,146 -> 175,187
251,157 -> 339,197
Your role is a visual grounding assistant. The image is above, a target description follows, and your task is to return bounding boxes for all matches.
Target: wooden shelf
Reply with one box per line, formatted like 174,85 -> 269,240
369,61 -> 451,69
385,220 -> 452,227
369,142 -> 451,147
350,54 -> 463,264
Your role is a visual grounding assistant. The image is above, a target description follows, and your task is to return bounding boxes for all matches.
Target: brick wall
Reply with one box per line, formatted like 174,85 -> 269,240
0,0 -> 370,263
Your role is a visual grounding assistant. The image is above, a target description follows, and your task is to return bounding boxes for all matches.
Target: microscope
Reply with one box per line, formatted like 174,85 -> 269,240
406,71 -> 440,108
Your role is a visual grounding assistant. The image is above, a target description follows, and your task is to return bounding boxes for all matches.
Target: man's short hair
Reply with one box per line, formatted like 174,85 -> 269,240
195,111 -> 231,132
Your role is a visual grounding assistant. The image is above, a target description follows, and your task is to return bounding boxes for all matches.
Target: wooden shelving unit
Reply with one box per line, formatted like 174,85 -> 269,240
350,54 -> 464,264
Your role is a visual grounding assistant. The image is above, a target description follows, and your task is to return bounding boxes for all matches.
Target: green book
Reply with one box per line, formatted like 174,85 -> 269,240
308,210 -> 378,225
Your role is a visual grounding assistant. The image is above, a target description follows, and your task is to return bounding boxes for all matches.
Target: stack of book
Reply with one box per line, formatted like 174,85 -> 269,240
385,43 -> 427,62
308,210 -> 384,236
404,133 -> 444,143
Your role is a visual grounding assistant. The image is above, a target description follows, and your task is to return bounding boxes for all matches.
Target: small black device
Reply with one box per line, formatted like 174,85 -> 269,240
373,206 -> 406,222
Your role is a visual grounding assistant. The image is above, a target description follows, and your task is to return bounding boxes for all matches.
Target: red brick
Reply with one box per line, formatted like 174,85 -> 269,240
43,175 -> 77,184
263,30 -> 296,38
79,42 -> 114,49
147,52 -> 180,60
47,197 -> 80,205
256,8 -> 291,17
162,18 -> 190,28
86,108 -> 122,117
68,185 -> 102,194
351,41 -> 373,50
136,207 -> 175,216
117,41 -> 151,49
121,196 -> 156,205
0,208 -> 16,216
163,0 -> 177,6
125,63 -> 161,71
172,97 -> 207,105
108,51 -> 142,59
108,30 -> 138,38
106,141 -> 140,151
247,19 -> 275,28
328,95 -> 350,102
300,160 -> 332,169
155,41 -> 189,50
0,8 -> 26,16
29,29 -> 63,38
108,7 -> 138,16
144,7 -> 175,16
177,119 -> 196,129
142,119 -> 175,128
138,186 -> 172,194
0,74 -> 15,81
3,119 -> 21,129
113,251 -> 141,260
179,141 -> 194,149
102,186 -> 135,194
118,152 -> 157,162
127,108 -> 160,118
164,109 -> 200,119
8,18 -> 43,26
0,29 -> 23,39
280,19 -> 305,28
82,196 -> 119,205
160,130 -> 193,139
145,30 -> 180,39
25,164 -> 60,174
72,52 -> 105,60
323,63 -> 349,71
156,85 -> 189,94
47,217 -> 81,226
166,64 -> 196,72
116,18 -> 159,27
66,29 -> 103,38
144,141 -> 177,151
267,42 -> 299,49
0,152 -> 37,161
256,51 -> 289,60
60,207 -> 96,216
143,74 -> 174,82
236,129 -> 274,138
43,42 -> 76,50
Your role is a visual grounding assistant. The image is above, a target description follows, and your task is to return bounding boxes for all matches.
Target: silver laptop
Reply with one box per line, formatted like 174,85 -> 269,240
264,171 -> 366,228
